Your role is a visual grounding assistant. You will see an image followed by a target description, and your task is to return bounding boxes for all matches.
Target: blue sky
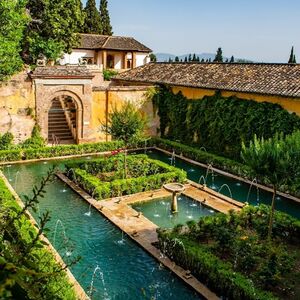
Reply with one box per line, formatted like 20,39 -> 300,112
82,0 -> 300,62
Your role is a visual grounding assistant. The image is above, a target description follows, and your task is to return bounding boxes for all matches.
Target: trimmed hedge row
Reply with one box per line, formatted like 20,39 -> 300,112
151,137 -> 251,177
66,156 -> 187,200
0,140 -> 125,162
0,177 -> 76,299
158,231 -> 276,300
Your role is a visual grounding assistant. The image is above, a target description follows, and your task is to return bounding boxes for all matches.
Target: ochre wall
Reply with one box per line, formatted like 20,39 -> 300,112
0,71 -> 35,143
92,87 -> 159,142
171,86 -> 300,116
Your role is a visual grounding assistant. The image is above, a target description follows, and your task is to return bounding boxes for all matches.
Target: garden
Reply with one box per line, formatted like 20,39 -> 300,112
157,205 -> 300,300
65,154 -> 187,200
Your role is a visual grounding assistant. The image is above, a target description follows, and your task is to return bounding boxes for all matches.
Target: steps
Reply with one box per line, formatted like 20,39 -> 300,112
48,99 -> 75,144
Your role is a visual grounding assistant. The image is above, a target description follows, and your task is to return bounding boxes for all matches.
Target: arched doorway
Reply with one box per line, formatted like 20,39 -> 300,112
48,96 -> 78,144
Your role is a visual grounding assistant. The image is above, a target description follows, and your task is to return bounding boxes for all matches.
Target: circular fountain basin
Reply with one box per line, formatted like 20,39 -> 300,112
163,183 -> 185,193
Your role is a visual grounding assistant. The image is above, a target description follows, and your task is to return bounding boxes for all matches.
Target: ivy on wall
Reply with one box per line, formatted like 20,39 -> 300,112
153,85 -> 300,160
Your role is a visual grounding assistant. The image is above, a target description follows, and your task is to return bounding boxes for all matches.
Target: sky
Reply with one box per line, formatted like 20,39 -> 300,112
82,0 -> 300,62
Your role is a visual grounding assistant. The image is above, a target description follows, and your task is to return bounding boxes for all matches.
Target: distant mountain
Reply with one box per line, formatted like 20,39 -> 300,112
155,52 -> 253,63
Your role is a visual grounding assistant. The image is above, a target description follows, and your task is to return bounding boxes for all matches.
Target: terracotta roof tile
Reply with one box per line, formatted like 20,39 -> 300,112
31,66 -> 93,78
114,62 -> 300,98
77,33 -> 151,52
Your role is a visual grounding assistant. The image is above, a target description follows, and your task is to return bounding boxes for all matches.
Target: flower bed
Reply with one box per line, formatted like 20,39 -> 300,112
65,154 -> 187,200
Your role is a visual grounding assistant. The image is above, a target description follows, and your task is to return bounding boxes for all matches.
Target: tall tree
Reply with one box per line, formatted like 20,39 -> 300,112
83,0 -> 101,34
24,0 -> 83,63
288,46 -> 296,63
230,55 -> 235,63
192,53 -> 197,61
184,56 -> 188,62
214,47 -> 223,62
99,0 -> 113,35
188,54 -> 192,62
241,132 -> 300,240
0,0 -> 28,81
175,56 -> 179,62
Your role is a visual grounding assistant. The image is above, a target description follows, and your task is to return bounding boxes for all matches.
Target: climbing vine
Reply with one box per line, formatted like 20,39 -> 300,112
152,86 -> 300,160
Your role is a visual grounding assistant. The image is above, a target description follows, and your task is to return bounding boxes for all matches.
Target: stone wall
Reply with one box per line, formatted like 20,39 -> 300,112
0,71 -> 35,143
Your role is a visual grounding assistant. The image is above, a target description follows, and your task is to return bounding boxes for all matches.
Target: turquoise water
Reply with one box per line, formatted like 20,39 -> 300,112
2,161 -> 200,300
145,150 -> 300,219
132,195 -> 214,229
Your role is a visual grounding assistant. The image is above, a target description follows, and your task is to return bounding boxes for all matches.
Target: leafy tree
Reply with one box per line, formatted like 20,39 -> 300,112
83,0 -> 101,34
241,132 -> 300,239
24,0 -> 83,63
201,58 -> 205,62
230,55 -> 235,63
149,53 -> 157,62
288,46 -> 297,64
0,132 -> 14,150
0,0 -> 28,81
214,47 -> 223,62
103,102 -> 147,145
99,0 -> 113,35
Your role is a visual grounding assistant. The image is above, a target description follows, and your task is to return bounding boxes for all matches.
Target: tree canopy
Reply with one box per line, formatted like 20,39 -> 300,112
214,47 -> 223,62
24,0 -> 83,63
100,0 -> 113,35
83,0 -> 102,34
0,0 -> 28,81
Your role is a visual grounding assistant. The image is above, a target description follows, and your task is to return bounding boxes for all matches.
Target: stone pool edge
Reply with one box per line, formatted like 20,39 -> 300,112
0,171 -> 89,300
56,172 -> 221,300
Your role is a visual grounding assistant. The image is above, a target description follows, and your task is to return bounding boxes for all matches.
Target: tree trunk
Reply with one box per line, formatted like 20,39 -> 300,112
267,185 -> 277,240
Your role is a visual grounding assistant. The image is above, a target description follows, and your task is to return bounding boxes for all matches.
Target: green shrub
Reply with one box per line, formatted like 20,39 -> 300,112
0,177 -> 76,299
103,69 -> 118,81
66,154 -> 187,200
0,132 -> 14,150
0,140 -> 125,162
21,125 -> 46,149
152,137 -> 251,177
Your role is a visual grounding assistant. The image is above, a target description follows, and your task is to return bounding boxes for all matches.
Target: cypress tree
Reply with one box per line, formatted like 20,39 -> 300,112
201,58 -> 205,62
288,46 -> 295,63
188,54 -> 192,62
175,56 -> 179,62
213,47 -> 223,62
293,54 -> 297,64
230,55 -> 235,63
184,56 -> 188,62
100,0 -> 113,35
83,0 -> 101,34
192,53 -> 197,61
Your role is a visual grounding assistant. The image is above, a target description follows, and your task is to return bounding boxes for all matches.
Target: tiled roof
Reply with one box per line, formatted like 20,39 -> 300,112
77,33 -> 152,52
114,62 -> 300,98
31,66 -> 93,79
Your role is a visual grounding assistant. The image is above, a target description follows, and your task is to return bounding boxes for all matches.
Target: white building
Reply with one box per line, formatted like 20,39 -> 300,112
61,34 -> 152,70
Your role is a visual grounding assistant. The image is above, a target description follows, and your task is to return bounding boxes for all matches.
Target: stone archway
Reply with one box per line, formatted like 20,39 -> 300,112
48,95 -> 80,144
31,66 -> 96,144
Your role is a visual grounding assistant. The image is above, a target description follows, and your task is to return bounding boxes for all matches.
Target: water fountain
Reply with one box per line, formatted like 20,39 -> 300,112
88,265 -> 109,300
169,150 -> 176,166
198,175 -> 206,186
53,219 -> 72,257
205,164 -> 217,190
218,184 -> 233,199
85,203 -> 92,217
14,171 -> 20,190
163,183 -> 185,213
246,178 -> 260,203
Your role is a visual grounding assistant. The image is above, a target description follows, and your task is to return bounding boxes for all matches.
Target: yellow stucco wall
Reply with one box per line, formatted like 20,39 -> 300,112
0,71 -> 35,142
91,88 -> 159,141
171,86 -> 300,116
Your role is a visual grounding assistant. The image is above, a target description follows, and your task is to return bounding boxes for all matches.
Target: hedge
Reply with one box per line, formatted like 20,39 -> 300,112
0,177 -> 76,299
66,155 -> 187,200
158,231 -> 277,300
151,137 -> 251,177
0,140 -> 125,162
